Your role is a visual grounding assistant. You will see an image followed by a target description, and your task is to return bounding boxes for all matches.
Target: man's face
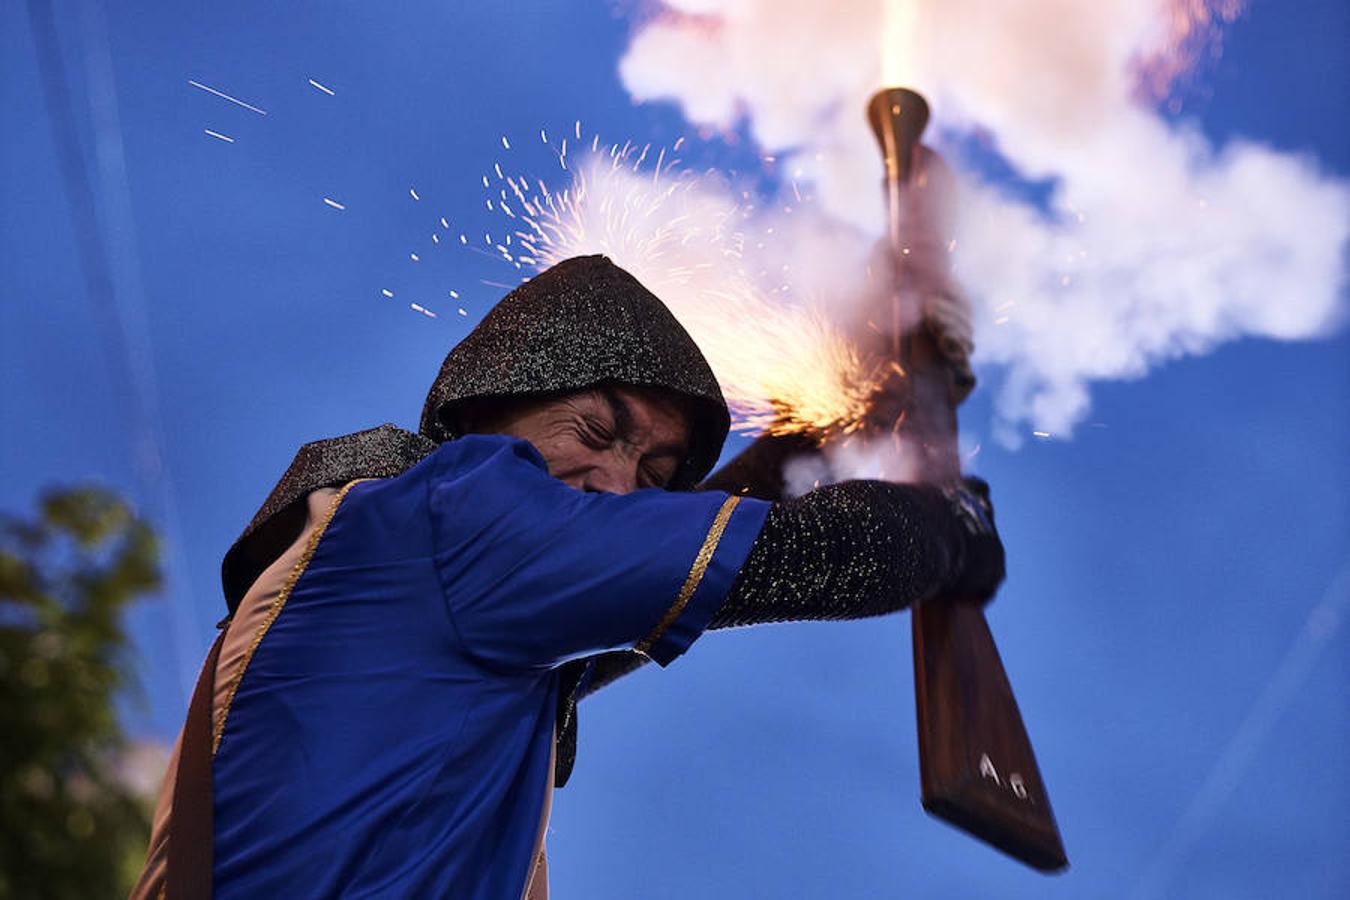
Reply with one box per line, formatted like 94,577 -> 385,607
478,385 -> 690,494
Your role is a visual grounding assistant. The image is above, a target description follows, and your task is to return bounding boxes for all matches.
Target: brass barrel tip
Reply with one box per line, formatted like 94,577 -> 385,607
867,88 -> 930,179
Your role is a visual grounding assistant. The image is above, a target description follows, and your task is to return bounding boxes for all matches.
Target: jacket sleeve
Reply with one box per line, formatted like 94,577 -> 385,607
429,436 -> 770,671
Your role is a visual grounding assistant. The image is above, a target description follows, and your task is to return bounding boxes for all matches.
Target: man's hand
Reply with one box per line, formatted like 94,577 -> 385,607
940,477 -> 1005,604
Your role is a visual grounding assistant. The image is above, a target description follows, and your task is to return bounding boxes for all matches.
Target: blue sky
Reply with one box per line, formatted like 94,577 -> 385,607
2,2 -> 1346,898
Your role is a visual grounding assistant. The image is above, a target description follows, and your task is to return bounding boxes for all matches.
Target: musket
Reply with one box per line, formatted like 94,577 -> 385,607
867,87 -> 1067,871
701,88 -> 1067,874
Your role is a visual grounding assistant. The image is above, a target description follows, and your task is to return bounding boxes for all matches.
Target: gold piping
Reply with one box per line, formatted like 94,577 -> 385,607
636,495 -> 741,655
211,479 -> 369,755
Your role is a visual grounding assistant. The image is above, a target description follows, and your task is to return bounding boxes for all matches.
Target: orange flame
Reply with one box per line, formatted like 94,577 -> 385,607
1134,0 -> 1244,101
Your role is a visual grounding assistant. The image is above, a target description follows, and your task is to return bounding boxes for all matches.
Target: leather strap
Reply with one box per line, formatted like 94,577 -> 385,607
164,627 -> 227,899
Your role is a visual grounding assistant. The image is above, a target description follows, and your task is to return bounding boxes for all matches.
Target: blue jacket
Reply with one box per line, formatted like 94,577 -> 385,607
210,435 -> 769,898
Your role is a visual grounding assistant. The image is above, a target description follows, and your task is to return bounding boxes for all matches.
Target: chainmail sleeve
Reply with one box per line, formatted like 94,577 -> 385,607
709,479 -> 962,629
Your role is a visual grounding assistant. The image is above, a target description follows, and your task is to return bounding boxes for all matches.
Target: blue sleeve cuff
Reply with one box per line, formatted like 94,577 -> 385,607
637,494 -> 770,667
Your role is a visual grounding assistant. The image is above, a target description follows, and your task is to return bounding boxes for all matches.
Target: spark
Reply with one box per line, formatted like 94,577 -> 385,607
381,289 -> 394,298
203,129 -> 234,143
994,315 -> 1011,326
457,307 -> 468,316
410,187 -> 421,201
501,135 -> 511,150
540,128 -> 548,143
307,78 -> 335,96
432,234 -> 440,244
480,138 -> 883,437
410,253 -> 420,262
410,303 -> 437,318
449,290 -> 459,299
323,197 -> 346,210
440,217 -> 450,229
188,80 -> 268,116
1033,431 -> 1051,438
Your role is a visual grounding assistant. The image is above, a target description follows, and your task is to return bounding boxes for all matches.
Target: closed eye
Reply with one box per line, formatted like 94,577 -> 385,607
579,416 -> 615,448
639,459 -> 678,489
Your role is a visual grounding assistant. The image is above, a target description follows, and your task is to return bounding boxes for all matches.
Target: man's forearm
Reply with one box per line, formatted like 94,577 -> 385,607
710,480 -> 962,629
580,479 -> 995,700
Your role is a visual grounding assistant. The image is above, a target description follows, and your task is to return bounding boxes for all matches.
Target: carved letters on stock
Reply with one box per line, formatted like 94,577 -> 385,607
979,752 -> 1032,803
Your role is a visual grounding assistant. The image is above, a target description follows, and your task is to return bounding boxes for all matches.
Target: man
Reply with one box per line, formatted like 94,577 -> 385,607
134,256 -> 1003,899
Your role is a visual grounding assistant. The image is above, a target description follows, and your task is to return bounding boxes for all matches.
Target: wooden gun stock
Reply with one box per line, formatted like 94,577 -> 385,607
913,600 -> 1067,870
900,317 -> 1066,872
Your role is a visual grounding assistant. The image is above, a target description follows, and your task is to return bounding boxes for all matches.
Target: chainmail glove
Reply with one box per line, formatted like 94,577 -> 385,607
939,476 -> 1005,603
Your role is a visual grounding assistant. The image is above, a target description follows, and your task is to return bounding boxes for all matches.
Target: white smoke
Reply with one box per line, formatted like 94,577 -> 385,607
619,0 -> 1350,441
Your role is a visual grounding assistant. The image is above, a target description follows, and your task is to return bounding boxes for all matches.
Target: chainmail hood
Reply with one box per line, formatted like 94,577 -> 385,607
219,424 -> 436,613
419,255 -> 730,489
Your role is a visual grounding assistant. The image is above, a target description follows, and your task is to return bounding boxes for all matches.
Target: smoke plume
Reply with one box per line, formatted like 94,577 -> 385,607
618,0 -> 1350,442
